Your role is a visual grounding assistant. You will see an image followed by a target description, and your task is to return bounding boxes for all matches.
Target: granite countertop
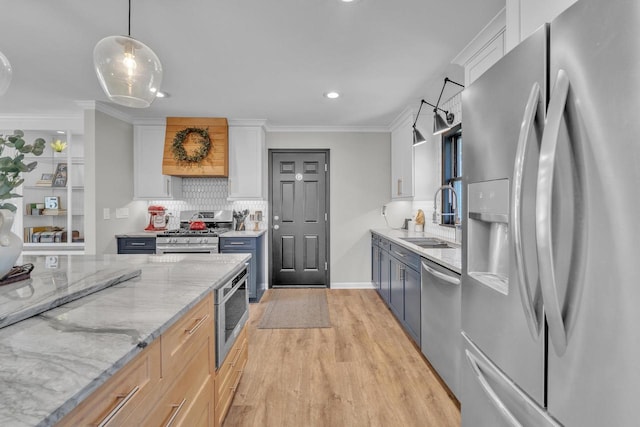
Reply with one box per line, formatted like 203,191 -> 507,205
0,253 -> 251,427
371,229 -> 462,274
220,229 -> 267,238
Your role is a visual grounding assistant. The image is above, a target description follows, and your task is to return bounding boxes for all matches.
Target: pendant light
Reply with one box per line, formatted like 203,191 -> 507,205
0,51 -> 12,96
93,0 -> 163,108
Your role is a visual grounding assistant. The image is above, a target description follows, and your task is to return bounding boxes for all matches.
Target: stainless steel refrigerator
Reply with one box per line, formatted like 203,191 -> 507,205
460,0 -> 640,425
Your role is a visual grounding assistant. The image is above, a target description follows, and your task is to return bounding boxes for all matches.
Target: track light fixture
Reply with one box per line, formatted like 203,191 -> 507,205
413,77 -> 465,144
93,0 -> 163,108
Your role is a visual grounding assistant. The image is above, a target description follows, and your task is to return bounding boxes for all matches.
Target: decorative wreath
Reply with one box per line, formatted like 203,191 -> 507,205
171,127 -> 211,163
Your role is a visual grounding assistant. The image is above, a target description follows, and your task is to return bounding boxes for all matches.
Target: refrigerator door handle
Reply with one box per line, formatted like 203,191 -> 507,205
421,261 -> 460,286
536,69 -> 578,356
465,349 -> 524,427
512,82 -> 544,338
464,333 -> 563,427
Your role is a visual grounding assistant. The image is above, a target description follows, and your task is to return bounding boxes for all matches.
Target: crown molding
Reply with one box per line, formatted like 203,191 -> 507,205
75,100 -> 134,124
452,7 -> 506,67
389,106 -> 415,132
228,118 -> 268,128
0,113 -> 84,132
265,124 -> 389,133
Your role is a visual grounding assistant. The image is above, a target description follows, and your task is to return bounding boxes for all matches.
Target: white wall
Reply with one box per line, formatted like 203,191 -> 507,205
84,109 -> 147,254
266,131 -> 390,287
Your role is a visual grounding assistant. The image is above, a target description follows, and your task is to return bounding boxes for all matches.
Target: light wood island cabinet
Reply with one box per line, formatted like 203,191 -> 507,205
57,292 -> 247,427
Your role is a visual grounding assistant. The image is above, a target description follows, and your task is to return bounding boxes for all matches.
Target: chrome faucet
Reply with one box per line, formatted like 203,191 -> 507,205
433,184 -> 462,242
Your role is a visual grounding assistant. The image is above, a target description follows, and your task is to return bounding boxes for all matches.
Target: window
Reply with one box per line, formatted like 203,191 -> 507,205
441,124 -> 462,225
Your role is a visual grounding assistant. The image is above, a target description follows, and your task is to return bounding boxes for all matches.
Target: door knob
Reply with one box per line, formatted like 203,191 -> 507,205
273,225 -> 280,230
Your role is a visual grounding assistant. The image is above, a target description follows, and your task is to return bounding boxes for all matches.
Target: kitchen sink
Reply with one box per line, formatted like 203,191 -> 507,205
400,237 -> 458,249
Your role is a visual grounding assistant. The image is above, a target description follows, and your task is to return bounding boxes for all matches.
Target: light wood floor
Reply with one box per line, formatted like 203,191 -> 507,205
223,289 -> 460,427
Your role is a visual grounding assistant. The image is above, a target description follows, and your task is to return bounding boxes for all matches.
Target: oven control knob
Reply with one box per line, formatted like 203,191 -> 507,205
185,238 -> 190,243
202,238 -> 208,243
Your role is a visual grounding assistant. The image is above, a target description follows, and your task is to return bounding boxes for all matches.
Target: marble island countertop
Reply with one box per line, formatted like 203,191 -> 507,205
371,228 -> 462,274
0,253 -> 250,427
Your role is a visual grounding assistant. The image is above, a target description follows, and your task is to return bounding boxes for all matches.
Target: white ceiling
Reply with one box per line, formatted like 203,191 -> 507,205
0,0 -> 504,129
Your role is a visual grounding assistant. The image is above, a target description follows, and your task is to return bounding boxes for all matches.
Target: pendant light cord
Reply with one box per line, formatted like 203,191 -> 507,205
128,0 -> 131,37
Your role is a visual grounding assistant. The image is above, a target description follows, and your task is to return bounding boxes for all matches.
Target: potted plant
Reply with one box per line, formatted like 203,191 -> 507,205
0,130 -> 45,278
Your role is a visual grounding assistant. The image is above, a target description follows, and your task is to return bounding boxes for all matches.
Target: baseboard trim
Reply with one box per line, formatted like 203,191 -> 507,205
330,282 -> 376,290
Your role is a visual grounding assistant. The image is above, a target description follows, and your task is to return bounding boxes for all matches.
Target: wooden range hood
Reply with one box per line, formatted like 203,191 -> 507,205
162,117 -> 228,177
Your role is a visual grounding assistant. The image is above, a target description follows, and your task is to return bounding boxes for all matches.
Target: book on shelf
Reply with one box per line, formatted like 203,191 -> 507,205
26,203 -> 46,215
24,226 -> 59,243
35,180 -> 53,187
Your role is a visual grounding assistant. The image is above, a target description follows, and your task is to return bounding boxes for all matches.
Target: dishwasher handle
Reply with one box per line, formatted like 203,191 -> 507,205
421,261 -> 460,286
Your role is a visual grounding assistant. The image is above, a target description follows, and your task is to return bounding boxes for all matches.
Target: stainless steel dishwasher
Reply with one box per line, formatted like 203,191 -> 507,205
420,257 -> 461,399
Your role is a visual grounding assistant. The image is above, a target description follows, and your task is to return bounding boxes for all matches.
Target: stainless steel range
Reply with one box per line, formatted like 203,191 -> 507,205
155,210 -> 233,254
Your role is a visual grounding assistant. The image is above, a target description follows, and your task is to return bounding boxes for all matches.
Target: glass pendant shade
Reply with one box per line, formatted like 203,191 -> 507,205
93,35 -> 163,108
413,125 -> 427,146
433,112 -> 452,135
0,51 -> 12,96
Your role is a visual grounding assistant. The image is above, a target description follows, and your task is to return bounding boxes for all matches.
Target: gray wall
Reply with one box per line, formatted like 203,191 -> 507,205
84,109 -> 147,254
267,131 -> 390,286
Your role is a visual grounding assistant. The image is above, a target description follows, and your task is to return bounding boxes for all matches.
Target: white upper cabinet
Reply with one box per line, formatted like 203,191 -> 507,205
227,121 -> 266,200
453,8 -> 506,86
390,110 -> 414,200
133,124 -> 182,200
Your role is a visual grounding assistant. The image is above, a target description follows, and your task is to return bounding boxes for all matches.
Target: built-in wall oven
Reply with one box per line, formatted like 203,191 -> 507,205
214,265 -> 249,368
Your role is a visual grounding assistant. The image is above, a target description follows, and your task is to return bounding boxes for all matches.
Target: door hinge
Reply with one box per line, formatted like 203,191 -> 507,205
325,163 -> 328,172
325,262 -> 328,270
325,212 -> 327,221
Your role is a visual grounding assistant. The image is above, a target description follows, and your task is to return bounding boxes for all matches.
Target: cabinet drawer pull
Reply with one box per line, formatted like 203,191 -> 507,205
228,242 -> 246,246
163,398 -> 187,427
130,242 -> 146,246
97,385 -> 140,427
184,314 -> 209,335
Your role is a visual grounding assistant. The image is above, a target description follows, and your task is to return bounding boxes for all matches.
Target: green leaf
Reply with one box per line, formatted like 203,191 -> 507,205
0,203 -> 17,212
19,144 -> 32,153
14,138 -> 25,150
13,130 -> 24,138
25,161 -> 38,172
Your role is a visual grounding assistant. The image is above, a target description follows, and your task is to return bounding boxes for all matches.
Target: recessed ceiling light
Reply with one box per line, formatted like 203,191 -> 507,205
56,130 -> 65,134
341,0 -> 360,3
324,91 -> 340,99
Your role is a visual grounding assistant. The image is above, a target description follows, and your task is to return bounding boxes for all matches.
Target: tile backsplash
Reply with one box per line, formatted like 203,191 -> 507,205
151,178 -> 268,230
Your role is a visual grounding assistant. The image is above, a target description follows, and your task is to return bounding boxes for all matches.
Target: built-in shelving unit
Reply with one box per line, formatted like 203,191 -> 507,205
11,129 -> 85,253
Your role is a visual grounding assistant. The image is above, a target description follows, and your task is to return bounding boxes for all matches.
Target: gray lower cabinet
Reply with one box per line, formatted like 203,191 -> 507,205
117,236 -> 156,254
374,236 -> 391,304
372,233 -> 420,345
220,234 -> 265,303
403,264 -> 421,343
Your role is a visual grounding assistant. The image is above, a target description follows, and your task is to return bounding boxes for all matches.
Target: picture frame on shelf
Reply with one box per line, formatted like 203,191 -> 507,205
52,163 -> 67,187
35,173 -> 54,187
44,196 -> 59,209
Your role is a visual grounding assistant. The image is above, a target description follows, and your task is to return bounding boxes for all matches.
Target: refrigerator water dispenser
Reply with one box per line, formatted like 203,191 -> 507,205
467,180 -> 510,294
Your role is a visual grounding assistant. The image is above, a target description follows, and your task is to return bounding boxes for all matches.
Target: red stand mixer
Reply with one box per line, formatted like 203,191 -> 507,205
145,205 -> 169,231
